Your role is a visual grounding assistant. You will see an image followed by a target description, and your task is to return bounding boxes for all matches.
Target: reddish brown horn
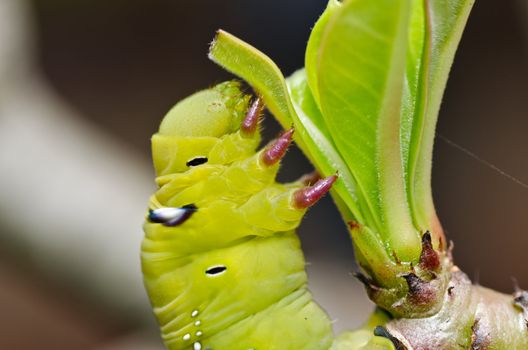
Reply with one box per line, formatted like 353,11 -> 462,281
260,128 -> 294,166
292,175 -> 337,209
241,97 -> 264,135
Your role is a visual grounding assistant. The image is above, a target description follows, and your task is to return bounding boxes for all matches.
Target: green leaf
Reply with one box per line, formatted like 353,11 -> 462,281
287,69 -> 364,223
315,0 -> 420,261
305,0 -> 341,108
405,0 -> 475,237
400,0 -> 426,182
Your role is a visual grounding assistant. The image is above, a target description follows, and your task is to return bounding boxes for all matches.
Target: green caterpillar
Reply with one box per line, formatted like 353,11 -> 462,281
141,81 -> 342,350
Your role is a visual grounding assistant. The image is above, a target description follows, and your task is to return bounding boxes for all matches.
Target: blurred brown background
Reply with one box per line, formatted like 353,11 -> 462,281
0,0 -> 526,349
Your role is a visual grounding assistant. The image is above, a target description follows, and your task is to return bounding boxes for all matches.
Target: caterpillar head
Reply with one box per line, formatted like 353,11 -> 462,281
152,81 -> 262,176
159,81 -> 249,138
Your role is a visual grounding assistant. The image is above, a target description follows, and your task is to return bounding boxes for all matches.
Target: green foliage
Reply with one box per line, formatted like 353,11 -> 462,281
209,0 -> 474,285
311,0 -> 420,261
404,0 -> 475,235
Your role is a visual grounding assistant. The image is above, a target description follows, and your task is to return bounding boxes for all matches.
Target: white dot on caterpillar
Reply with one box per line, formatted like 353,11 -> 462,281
193,342 -> 202,350
194,320 -> 201,326
191,310 -> 199,317
196,331 -> 203,337
183,333 -> 191,341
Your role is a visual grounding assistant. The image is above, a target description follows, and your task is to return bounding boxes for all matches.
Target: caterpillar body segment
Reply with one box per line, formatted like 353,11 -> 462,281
142,81 -> 340,350
151,131 -> 260,178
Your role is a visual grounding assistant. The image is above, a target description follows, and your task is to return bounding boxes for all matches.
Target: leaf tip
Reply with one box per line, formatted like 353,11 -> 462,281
208,29 -> 232,61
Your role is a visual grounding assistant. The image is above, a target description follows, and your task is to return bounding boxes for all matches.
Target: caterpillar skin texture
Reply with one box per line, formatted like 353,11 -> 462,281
141,81 -> 337,350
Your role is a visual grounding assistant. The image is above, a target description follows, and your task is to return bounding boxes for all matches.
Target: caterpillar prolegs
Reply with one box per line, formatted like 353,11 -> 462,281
141,81 -> 341,350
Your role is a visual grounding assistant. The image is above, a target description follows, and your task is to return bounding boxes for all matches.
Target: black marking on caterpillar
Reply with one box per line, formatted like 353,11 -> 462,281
205,265 -> 227,276
148,204 -> 197,226
187,157 -> 209,167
